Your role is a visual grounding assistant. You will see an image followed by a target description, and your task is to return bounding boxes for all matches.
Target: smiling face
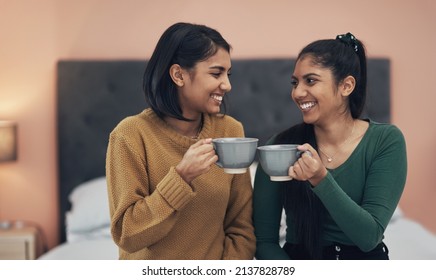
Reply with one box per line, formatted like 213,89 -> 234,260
291,55 -> 350,126
177,47 -> 232,119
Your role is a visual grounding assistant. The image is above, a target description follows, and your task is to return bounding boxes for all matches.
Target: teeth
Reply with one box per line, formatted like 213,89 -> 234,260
212,95 -> 223,102
300,102 -> 316,110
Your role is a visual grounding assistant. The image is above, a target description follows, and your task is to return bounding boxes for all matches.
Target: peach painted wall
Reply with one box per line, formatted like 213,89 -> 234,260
1,0 -> 435,249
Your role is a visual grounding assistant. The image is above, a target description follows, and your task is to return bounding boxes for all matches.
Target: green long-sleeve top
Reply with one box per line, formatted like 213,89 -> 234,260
253,120 -> 407,259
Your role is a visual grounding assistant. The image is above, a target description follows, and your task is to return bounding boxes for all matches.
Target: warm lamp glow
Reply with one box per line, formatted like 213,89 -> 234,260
0,121 -> 17,162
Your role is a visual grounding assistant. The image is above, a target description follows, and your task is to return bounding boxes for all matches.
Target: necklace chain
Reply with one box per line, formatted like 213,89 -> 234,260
318,121 -> 355,163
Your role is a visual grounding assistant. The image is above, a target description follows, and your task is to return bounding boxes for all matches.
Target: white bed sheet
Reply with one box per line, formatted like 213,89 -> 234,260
384,216 -> 436,260
38,238 -> 118,260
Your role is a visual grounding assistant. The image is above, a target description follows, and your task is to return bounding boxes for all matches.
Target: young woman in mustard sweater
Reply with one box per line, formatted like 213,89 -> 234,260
106,22 -> 255,260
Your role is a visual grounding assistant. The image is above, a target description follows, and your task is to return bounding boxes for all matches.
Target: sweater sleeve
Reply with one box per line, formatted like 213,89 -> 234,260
106,130 -> 196,254
312,125 -> 407,251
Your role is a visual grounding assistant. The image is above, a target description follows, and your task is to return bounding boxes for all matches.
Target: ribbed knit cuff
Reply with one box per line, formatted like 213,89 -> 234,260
311,171 -> 340,201
157,167 -> 196,210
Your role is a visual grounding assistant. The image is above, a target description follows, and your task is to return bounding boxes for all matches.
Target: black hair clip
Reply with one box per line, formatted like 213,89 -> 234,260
336,32 -> 358,53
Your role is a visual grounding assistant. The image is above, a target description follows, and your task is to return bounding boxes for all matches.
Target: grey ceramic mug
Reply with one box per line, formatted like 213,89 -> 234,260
212,137 -> 258,174
257,144 -> 303,181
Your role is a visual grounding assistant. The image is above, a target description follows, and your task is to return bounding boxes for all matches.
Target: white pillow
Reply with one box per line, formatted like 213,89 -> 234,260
66,177 -> 111,234
390,207 -> 404,223
67,226 -> 112,243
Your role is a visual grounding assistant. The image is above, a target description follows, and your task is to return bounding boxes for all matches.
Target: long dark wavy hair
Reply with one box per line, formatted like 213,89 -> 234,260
278,33 -> 367,259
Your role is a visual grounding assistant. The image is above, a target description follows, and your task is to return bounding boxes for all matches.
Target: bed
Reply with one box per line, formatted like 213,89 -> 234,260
38,177 -> 118,259
39,59 -> 436,260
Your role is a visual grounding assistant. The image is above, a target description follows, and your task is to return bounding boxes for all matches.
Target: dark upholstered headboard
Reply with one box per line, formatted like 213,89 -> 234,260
57,58 -> 390,242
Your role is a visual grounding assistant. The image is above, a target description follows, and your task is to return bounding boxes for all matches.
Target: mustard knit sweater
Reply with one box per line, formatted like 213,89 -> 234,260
106,108 -> 256,259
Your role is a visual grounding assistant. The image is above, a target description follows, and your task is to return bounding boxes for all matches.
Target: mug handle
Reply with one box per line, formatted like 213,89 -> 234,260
212,142 -> 223,167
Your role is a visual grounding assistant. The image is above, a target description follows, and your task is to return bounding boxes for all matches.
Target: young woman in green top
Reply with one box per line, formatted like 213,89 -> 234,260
253,33 -> 407,260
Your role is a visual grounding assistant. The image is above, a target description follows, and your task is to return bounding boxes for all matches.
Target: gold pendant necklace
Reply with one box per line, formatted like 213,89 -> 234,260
318,121 -> 355,163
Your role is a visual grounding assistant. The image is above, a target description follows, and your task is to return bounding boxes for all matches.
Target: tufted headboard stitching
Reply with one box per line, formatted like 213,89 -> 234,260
57,58 -> 390,242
